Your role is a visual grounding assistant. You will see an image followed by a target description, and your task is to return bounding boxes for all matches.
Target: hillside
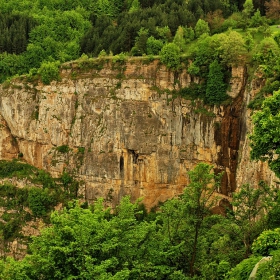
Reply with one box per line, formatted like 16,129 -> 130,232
1,0 -> 280,279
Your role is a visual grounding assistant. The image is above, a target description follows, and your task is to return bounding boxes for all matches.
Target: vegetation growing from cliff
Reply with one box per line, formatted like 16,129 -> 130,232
250,90 -> 280,178
0,163 -> 279,279
0,160 -> 81,245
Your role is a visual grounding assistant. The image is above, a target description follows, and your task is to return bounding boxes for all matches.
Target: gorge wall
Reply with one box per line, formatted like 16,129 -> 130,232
0,58 -> 277,209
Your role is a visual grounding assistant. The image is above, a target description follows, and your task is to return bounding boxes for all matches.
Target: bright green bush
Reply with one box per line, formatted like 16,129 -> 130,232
38,61 -> 60,84
252,228 -> 280,256
227,256 -> 262,280
159,43 -> 181,70
146,36 -> 164,55
255,250 -> 280,279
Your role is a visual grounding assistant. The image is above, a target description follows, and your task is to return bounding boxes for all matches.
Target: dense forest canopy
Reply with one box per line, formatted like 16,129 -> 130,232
0,162 -> 279,279
0,0 -> 279,84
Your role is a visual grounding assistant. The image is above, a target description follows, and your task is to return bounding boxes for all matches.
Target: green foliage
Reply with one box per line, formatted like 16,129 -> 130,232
216,31 -> 247,66
60,171 -> 79,199
146,36 -> 164,55
156,26 -> 172,43
0,13 -> 37,55
184,26 -> 195,43
187,63 -> 201,76
194,19 -> 210,38
242,0 -> 255,18
267,201 -> 280,229
248,79 -> 280,109
230,182 -> 273,256
255,249 -> 280,279
180,83 -> 207,101
173,26 -> 186,51
5,198 -> 172,279
205,60 -> 227,104
28,187 -> 56,218
2,217 -> 22,240
0,0 -> 275,84
56,145 -> 70,153
131,27 -> 149,55
0,160 -> 80,243
159,163 -> 222,276
250,90 -> 280,178
159,43 -> 181,70
0,53 -> 28,82
188,30 -> 246,81
38,61 -> 60,84
252,228 -> 280,256
202,260 -> 231,280
0,159 -> 36,179
0,257 -> 33,280
129,0 -> 140,13
0,161 -> 278,278
112,52 -> 127,64
0,163 -> 247,279
227,256 -> 262,280
78,146 -> 85,154
250,9 -> 266,27
253,37 -> 280,75
0,183 -> 28,209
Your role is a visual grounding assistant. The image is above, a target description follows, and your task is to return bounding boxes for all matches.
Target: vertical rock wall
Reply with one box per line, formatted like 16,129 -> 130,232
0,59 -> 276,209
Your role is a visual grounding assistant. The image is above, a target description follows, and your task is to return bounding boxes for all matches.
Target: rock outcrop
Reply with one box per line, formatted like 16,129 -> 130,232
0,58 -> 277,209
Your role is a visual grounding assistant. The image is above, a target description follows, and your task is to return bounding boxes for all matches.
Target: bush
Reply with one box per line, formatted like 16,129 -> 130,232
0,160 -> 35,179
60,171 -> 79,199
252,228 -> 280,256
267,206 -> 280,229
206,60 -> 227,105
159,43 -> 181,70
3,218 -> 21,240
146,36 -> 163,55
112,52 -> 127,64
28,187 -> 56,218
227,256 -> 262,280
253,37 -> 280,67
56,145 -> 70,153
202,260 -> 231,280
255,250 -> 280,279
178,83 -> 206,100
38,61 -> 60,85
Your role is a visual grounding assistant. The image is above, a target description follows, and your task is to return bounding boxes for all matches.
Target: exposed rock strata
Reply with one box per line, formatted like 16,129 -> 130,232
0,59 -> 277,209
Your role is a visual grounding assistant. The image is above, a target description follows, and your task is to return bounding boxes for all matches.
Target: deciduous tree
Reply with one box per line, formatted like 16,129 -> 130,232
159,43 -> 181,70
194,19 -> 210,38
265,0 -> 280,20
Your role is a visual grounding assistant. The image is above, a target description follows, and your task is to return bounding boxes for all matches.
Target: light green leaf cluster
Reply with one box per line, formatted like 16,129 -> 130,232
252,228 -> 280,256
160,43 -> 181,70
250,90 -> 280,178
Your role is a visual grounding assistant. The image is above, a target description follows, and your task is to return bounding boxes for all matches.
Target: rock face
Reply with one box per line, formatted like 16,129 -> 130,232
0,59 -> 277,209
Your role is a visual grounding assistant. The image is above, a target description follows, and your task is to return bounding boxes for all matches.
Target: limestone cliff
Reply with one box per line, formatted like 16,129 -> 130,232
0,58 -> 277,209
